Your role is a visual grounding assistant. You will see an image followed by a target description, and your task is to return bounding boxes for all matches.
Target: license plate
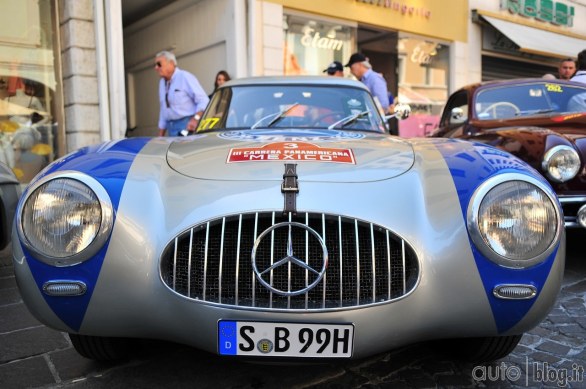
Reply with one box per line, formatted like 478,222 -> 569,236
218,321 -> 354,358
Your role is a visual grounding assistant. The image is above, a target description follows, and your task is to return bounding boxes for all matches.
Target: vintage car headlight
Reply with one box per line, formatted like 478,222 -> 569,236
467,174 -> 561,268
17,172 -> 113,267
542,145 -> 580,183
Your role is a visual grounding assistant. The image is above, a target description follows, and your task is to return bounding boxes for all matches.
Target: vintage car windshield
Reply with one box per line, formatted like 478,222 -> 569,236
474,82 -> 586,120
198,84 -> 387,132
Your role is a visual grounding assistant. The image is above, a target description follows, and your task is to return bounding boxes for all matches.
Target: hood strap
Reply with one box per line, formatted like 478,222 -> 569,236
282,163 -> 299,215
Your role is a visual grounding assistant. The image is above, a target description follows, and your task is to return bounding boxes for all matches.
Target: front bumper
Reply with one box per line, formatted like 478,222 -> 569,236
559,195 -> 586,228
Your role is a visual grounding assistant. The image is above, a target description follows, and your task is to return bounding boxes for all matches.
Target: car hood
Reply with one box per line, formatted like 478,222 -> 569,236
166,130 -> 414,183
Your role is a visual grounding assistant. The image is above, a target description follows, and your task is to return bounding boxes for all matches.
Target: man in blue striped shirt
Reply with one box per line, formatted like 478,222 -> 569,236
345,52 -> 396,134
345,53 -> 393,114
155,51 -> 209,136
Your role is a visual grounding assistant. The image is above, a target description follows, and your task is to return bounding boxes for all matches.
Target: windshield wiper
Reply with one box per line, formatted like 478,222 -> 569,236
514,108 -> 555,116
328,110 -> 371,129
251,102 -> 299,129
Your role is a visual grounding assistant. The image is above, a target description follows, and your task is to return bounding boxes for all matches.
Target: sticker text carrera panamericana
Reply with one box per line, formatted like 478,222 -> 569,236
227,142 -> 355,164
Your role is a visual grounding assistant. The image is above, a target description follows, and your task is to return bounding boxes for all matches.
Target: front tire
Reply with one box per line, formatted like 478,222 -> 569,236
69,333 -> 130,361
437,335 -> 523,362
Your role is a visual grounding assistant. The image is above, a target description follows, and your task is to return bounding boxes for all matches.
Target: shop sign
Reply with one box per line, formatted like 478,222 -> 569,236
410,44 -> 436,65
300,27 -> 344,51
500,0 -> 574,27
355,0 -> 431,19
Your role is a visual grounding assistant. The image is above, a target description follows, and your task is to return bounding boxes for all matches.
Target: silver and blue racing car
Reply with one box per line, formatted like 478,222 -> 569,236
12,76 -> 565,362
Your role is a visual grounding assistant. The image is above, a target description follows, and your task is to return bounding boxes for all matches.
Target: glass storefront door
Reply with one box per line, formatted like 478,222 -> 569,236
0,0 -> 61,183
283,13 -> 355,77
397,36 -> 450,138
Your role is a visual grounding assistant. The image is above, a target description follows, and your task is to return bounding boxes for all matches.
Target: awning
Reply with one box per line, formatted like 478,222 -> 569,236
481,15 -> 586,59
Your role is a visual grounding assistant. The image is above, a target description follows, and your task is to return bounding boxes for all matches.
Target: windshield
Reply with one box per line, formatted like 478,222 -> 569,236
198,84 -> 387,133
474,82 -> 586,120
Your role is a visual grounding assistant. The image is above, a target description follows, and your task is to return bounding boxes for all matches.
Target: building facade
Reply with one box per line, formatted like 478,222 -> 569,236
1,0 -> 585,183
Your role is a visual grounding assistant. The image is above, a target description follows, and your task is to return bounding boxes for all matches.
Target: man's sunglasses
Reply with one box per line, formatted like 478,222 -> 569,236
155,61 -> 162,68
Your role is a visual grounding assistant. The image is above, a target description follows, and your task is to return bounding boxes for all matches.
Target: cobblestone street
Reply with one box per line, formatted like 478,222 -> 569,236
1,232 -> 585,388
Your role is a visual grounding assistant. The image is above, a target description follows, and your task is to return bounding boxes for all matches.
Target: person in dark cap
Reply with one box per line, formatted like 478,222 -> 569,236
323,61 -> 344,77
345,53 -> 393,117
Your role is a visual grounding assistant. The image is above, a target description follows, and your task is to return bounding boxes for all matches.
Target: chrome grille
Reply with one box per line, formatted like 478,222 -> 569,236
160,212 -> 419,310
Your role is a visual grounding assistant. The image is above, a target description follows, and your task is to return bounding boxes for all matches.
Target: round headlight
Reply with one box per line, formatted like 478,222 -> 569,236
542,145 -> 580,182
18,173 -> 113,266
468,174 -> 561,268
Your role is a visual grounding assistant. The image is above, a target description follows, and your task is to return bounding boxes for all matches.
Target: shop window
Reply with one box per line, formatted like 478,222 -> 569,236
283,14 -> 355,77
397,37 -> 449,138
0,0 -> 60,183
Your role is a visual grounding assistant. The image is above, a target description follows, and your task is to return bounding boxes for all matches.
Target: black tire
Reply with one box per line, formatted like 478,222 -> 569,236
69,333 -> 130,361
436,334 -> 523,363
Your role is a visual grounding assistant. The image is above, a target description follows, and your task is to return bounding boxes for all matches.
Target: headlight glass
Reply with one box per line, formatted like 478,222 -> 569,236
19,175 -> 113,266
543,145 -> 580,182
469,176 -> 561,268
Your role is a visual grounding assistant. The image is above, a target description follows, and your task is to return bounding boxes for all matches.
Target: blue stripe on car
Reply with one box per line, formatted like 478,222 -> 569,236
431,138 -> 558,333
24,138 -> 151,331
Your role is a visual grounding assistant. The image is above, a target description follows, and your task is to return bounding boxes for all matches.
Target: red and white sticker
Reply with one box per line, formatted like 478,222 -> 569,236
227,142 -> 355,164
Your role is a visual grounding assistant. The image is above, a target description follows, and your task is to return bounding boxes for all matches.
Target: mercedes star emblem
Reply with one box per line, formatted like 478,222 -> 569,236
251,221 -> 328,296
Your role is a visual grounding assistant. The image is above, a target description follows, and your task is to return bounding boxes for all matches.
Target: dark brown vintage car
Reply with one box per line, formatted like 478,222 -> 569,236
430,78 -> 586,229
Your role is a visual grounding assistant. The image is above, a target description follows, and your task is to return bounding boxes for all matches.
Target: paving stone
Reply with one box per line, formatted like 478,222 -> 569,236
49,346 -> 116,382
0,303 -> 42,333
0,326 -> 69,363
565,281 -> 586,294
0,356 -> 56,388
548,315 -> 571,325
558,324 -> 585,335
531,326 -> 554,338
0,265 -> 14,278
0,287 -> 21,305
530,352 -> 563,365
0,275 -> 16,290
537,341 -> 571,357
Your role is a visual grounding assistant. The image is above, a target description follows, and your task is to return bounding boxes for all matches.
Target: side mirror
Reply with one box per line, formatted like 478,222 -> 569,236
450,107 -> 466,124
386,103 -> 411,121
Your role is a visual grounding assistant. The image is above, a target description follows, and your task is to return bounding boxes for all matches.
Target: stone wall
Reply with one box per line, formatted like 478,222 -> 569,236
58,0 -> 101,152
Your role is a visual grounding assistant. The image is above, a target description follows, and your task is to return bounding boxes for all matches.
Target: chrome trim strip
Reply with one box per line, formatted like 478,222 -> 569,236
370,223 -> 376,303
219,217 -> 226,303
252,213 -> 258,307
322,213 -> 326,309
172,237 -> 178,291
287,212 -> 292,309
354,219 -> 360,303
386,230 -> 391,300
235,214 -> 242,305
269,212 -> 275,308
402,239 -> 406,295
305,213 -> 309,309
203,222 -> 209,300
338,215 -> 343,308
558,196 -> 586,203
187,229 -> 193,298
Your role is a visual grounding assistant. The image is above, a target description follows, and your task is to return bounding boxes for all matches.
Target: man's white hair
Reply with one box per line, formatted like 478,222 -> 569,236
361,60 -> 372,69
156,50 -> 177,65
